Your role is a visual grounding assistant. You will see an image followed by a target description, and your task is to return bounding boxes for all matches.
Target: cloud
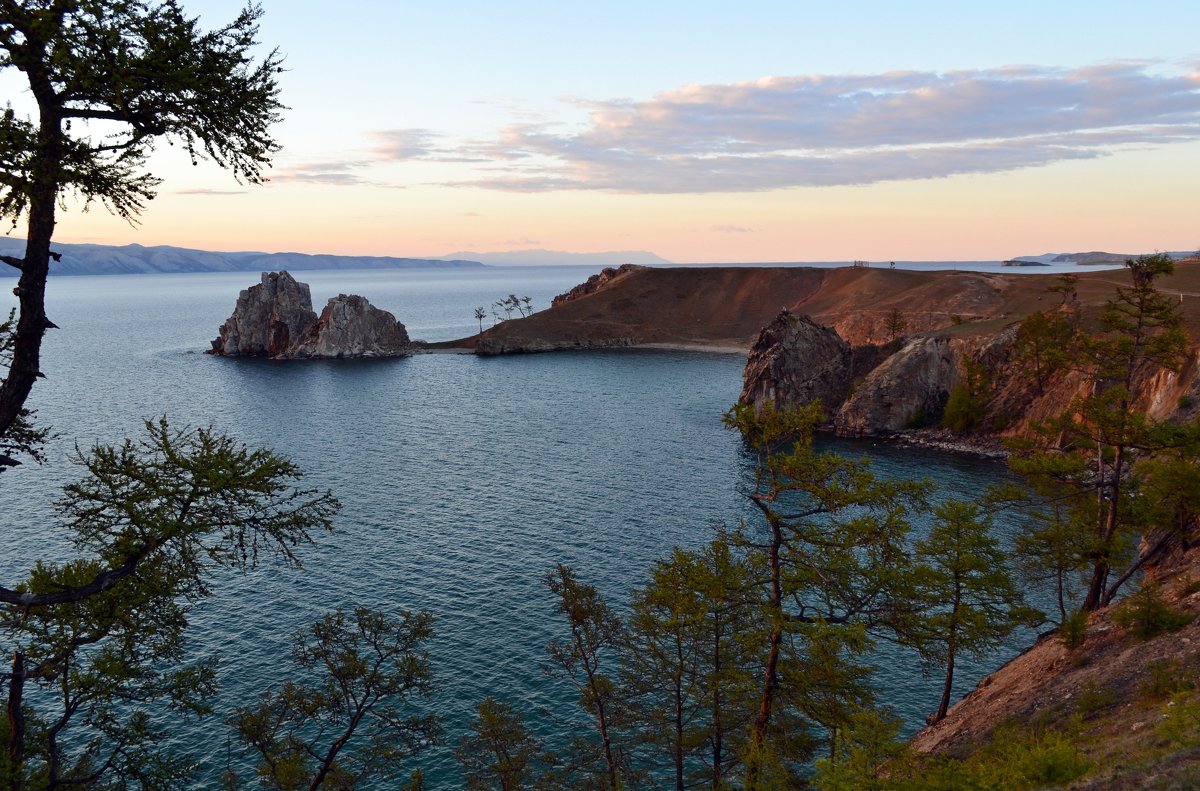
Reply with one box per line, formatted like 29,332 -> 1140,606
431,62 -> 1200,194
269,160 -> 370,185
713,225 -> 753,233
368,128 -> 440,160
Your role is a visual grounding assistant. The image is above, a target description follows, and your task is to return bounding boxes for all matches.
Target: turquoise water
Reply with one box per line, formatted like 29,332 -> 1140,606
1,267 -> 1024,785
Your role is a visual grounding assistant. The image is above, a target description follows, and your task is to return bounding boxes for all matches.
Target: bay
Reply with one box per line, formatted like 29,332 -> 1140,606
1,266 -> 1028,785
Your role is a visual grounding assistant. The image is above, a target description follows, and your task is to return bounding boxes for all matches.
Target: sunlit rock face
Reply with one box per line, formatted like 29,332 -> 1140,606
739,310 -> 854,418
209,271 -> 410,359
288,294 -> 410,359
210,271 -> 318,357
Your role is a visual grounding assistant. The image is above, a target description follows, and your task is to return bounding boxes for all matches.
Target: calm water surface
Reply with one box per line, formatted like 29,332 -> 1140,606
1,266 -> 1027,785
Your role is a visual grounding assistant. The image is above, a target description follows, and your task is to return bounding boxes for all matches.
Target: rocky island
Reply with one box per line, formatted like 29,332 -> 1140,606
209,271 -> 411,359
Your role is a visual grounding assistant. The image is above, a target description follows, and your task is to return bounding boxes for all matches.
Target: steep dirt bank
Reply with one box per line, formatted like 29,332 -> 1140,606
909,529 -> 1200,787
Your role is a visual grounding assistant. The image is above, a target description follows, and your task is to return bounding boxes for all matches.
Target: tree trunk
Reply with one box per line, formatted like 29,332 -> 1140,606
0,92 -> 60,437
748,518 -> 783,788
935,646 -> 956,723
1084,444 -> 1125,611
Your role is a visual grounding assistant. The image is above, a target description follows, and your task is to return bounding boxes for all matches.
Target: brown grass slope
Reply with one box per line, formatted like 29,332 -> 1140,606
444,262 -> 1200,353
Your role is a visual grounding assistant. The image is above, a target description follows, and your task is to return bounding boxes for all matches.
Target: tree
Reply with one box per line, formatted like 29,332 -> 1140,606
1,419 -> 338,788
618,540 -> 759,790
723,402 -> 927,785
0,0 -> 283,445
544,565 -> 627,790
230,607 -> 437,791
1009,253 -> 1189,611
1012,309 -> 1074,395
911,500 -> 1041,723
0,310 -> 49,472
474,307 -> 487,334
455,697 -> 544,791
883,309 -> 907,343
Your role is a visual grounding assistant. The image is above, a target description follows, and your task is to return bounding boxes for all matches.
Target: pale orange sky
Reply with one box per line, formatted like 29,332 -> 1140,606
29,1 -> 1200,262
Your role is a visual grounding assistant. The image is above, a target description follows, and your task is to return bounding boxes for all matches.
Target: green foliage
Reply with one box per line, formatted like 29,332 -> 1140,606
230,607 -> 439,790
1059,610 -> 1090,650
1158,692 -> 1200,747
911,500 -> 1042,722
456,697 -> 544,791
1111,584 -> 1193,640
812,707 -> 910,790
1075,681 -> 1117,717
941,358 -> 990,433
543,565 -> 629,790
1006,253 -> 1190,612
1139,661 -> 1196,700
724,402 -> 929,782
619,539 -> 760,789
0,0 -> 283,225
883,308 -> 908,342
1013,308 -> 1075,394
1,419 -> 337,788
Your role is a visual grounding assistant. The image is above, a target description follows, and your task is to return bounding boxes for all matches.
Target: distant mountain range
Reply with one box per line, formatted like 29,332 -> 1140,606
1012,250 -> 1198,265
437,248 -> 673,266
0,238 -> 484,276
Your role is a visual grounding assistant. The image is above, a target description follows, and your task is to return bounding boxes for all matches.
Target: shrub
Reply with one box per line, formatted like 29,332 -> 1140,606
1060,610 -> 1089,650
1112,584 -> 1193,640
1180,394 -> 1195,410
1076,681 -> 1117,717
1158,692 -> 1200,747
941,383 -> 981,433
1139,661 -> 1195,700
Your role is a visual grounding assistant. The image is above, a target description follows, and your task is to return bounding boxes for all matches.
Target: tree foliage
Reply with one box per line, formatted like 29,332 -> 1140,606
1,419 -> 337,788
0,0 -> 283,446
230,607 -> 438,791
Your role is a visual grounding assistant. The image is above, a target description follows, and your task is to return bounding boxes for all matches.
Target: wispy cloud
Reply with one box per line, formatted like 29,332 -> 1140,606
270,160 -> 371,186
173,188 -> 248,196
421,62 -> 1200,193
713,225 -> 753,233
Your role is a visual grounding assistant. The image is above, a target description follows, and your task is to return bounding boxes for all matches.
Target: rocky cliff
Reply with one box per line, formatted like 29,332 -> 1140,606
210,271 -> 317,357
209,272 -> 411,359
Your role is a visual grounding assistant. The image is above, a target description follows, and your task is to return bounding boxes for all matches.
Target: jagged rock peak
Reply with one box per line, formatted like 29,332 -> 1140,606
208,272 -> 411,359
835,336 -> 957,436
739,310 -> 854,417
289,294 -> 411,359
210,270 -> 317,357
551,263 -> 642,308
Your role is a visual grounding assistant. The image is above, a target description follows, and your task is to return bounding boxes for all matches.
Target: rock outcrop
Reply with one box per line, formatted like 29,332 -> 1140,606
211,271 -> 317,357
739,311 -> 854,416
550,263 -> 641,308
836,337 -> 957,435
289,295 -> 410,358
209,272 -> 410,359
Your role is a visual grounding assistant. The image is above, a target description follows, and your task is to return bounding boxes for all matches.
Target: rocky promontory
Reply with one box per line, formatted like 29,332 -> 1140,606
209,271 -> 410,359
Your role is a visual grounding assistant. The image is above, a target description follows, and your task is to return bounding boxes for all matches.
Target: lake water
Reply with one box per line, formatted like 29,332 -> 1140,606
1,266 -> 1029,785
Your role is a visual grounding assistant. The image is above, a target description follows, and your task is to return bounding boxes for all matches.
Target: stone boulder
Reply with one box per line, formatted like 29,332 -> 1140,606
210,271 -> 317,357
209,272 -> 410,359
288,294 -> 410,359
739,310 -> 854,416
835,336 -> 957,435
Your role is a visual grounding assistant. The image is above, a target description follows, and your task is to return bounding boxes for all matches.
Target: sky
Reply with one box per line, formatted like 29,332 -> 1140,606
7,0 -> 1200,262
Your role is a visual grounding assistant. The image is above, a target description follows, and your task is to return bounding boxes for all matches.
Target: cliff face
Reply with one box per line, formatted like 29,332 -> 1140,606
211,271 -> 317,357
740,309 -> 1200,441
289,294 -> 410,359
738,311 -> 854,417
209,272 -> 411,359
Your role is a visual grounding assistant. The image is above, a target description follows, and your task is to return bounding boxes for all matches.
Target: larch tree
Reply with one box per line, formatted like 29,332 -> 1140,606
0,0 -> 282,447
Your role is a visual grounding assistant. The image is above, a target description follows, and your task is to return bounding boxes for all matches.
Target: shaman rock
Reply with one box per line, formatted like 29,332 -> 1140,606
288,294 -> 411,358
210,271 -> 317,357
209,272 -> 410,359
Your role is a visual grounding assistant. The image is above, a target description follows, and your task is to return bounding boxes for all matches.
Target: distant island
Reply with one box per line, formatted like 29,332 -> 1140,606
1008,249 -> 1198,266
0,237 -> 484,276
